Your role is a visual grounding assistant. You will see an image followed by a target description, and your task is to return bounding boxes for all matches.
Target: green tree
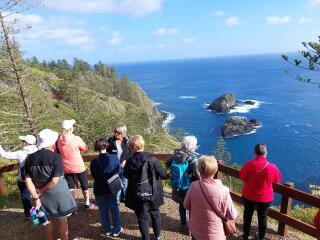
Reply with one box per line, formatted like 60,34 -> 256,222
282,36 -> 320,86
212,137 -> 235,190
212,136 -> 232,163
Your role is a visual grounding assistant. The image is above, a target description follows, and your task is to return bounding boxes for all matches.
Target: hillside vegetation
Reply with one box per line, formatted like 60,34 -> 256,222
0,57 -> 177,152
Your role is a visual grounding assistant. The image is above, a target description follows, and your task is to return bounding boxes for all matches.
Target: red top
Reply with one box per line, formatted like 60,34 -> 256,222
57,134 -> 88,174
314,210 -> 320,240
240,156 -> 282,202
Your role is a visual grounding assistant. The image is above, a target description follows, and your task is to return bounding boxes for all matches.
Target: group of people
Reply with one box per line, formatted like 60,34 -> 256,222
0,120 -> 319,240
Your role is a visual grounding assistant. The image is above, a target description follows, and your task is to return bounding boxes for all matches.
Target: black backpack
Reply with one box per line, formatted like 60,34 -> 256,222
132,158 -> 155,202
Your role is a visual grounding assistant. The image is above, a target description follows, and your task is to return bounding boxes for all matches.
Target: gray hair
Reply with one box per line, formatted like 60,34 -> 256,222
181,135 -> 197,152
114,123 -> 127,134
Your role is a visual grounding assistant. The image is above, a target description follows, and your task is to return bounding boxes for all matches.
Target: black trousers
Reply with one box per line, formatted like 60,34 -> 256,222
242,197 -> 272,240
135,202 -> 161,240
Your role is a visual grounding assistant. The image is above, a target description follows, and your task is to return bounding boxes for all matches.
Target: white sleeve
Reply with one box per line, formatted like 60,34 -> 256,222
0,145 -> 25,162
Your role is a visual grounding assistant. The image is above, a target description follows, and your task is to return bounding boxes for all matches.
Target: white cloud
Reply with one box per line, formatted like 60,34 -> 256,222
153,28 -> 178,37
225,17 -> 245,26
297,16 -> 312,24
307,0 -> 320,7
209,11 -> 224,16
266,16 -> 291,25
107,31 -> 123,46
183,38 -> 196,43
44,0 -> 164,18
8,13 -> 95,50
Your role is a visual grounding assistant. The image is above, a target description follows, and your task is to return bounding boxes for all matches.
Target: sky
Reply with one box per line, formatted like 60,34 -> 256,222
5,0 -> 320,63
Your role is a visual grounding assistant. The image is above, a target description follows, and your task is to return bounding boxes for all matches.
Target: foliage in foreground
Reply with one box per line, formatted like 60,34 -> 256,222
282,36 -> 320,86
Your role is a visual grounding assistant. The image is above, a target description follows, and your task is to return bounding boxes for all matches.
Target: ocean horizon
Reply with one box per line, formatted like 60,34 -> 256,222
114,53 -> 320,194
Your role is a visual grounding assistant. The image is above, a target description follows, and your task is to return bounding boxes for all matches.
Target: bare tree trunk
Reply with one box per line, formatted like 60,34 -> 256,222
0,12 -> 36,134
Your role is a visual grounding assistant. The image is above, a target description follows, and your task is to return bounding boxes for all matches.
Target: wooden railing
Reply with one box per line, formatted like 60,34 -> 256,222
0,154 -> 319,238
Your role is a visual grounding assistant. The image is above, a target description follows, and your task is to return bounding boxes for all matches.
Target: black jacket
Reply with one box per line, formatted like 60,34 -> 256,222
107,136 -> 130,163
123,151 -> 167,210
90,153 -> 120,196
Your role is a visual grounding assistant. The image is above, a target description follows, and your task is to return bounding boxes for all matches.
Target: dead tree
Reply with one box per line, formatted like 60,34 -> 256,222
0,1 -> 36,134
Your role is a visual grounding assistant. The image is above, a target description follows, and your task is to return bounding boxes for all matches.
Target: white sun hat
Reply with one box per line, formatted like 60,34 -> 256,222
61,119 -> 76,130
19,135 -> 37,145
38,129 -> 59,149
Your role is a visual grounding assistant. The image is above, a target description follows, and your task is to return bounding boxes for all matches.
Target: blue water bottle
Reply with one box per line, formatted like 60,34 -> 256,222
30,207 -> 40,225
38,209 -> 49,226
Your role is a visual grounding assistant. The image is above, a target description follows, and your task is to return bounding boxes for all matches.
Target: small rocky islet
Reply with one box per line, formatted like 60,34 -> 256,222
207,93 -> 262,137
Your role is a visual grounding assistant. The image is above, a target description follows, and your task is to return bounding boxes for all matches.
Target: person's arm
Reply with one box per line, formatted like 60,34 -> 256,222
90,159 -> 97,179
153,157 -> 169,179
36,177 -> 60,196
0,145 -> 24,161
225,191 -> 238,220
123,158 -> 131,179
239,163 -> 249,182
273,165 -> 282,184
183,183 -> 193,210
25,177 -> 41,209
77,136 -> 88,152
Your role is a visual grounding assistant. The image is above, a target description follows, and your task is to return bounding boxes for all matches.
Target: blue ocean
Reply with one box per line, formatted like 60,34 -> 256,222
115,53 -> 320,193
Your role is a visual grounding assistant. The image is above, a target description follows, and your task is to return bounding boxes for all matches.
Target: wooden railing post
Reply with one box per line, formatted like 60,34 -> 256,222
216,160 -> 224,179
278,182 -> 294,236
0,173 -> 5,197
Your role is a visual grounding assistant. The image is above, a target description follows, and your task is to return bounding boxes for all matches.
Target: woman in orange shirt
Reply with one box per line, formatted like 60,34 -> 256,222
57,119 -> 91,209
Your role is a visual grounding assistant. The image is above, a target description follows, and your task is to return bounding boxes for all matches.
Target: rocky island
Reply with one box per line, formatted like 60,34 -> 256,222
221,116 -> 262,138
207,93 -> 236,113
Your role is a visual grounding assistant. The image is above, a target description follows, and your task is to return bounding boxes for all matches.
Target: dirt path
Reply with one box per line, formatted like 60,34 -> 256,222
0,189 -> 302,240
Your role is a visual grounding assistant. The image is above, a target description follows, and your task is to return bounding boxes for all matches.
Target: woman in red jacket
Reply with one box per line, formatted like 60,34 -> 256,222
240,144 -> 282,240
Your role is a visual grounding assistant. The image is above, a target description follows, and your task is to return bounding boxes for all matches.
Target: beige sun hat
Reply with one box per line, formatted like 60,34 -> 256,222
38,129 -> 59,149
61,119 -> 76,130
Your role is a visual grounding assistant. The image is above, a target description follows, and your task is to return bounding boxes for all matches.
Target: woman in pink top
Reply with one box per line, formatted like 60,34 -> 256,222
57,119 -> 91,208
184,155 -> 238,240
240,144 -> 282,240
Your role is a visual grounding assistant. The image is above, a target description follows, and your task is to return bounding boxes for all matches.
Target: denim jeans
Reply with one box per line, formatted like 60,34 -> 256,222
242,197 -> 271,240
120,175 -> 128,202
17,181 -> 32,217
95,191 -> 121,234
135,202 -> 161,240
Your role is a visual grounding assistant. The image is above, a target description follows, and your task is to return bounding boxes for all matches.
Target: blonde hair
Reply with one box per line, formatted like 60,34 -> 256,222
129,135 -> 145,152
114,123 -> 127,135
198,155 -> 218,178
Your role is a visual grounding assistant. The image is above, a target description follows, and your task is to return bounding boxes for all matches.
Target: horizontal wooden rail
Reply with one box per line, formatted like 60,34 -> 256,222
0,153 -> 319,238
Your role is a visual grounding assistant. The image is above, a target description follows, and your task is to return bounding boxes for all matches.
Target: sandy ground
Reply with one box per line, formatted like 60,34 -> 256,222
0,189 -> 303,240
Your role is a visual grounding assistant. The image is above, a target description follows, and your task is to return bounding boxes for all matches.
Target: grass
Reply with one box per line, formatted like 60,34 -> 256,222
0,172 -> 19,208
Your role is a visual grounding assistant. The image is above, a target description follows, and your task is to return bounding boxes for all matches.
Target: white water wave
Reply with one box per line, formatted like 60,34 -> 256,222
179,96 -> 197,99
161,111 -> 175,128
202,103 -> 210,108
155,102 -> 162,106
229,100 -> 262,114
224,128 -> 259,138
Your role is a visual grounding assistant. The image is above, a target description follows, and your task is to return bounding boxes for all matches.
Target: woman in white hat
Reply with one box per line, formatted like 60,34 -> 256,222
0,135 -> 38,217
56,119 -> 91,208
25,129 -> 77,240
